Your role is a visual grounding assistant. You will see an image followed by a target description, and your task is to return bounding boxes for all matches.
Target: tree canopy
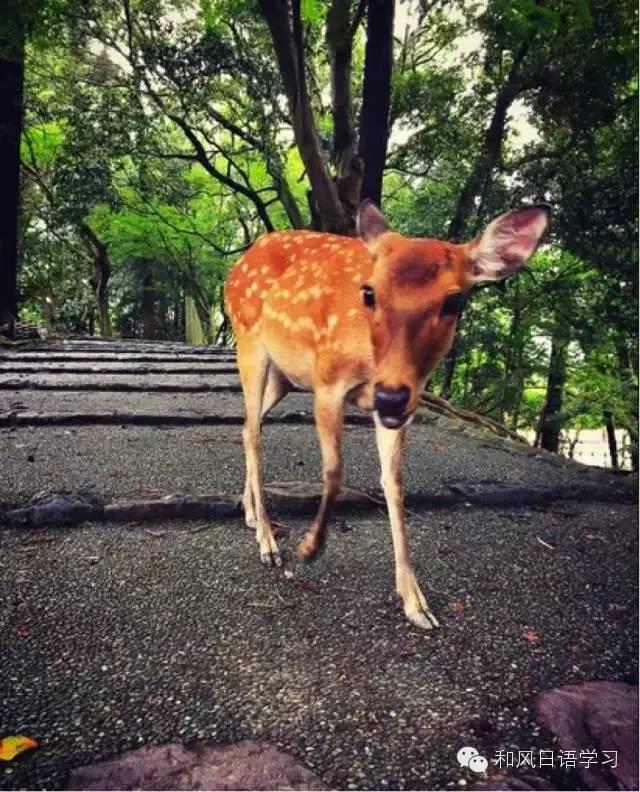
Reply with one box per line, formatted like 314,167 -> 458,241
5,0 -> 638,466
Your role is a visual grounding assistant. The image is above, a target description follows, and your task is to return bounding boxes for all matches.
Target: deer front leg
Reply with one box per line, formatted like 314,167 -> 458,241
297,387 -> 344,561
375,420 -> 439,630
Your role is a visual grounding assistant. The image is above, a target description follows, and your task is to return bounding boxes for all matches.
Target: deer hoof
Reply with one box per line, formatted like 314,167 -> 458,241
405,607 -> 440,630
260,549 -> 282,567
296,535 -> 322,562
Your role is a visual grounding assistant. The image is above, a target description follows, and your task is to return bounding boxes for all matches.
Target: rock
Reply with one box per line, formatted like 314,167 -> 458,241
67,739 -> 327,790
536,680 -> 638,791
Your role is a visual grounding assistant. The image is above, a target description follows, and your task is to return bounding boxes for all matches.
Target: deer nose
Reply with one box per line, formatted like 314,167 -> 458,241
374,384 -> 411,418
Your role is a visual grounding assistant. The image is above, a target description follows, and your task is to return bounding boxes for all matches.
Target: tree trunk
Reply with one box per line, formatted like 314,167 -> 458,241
604,410 -> 619,470
447,85 -> 516,241
447,43 -> 529,241
358,0 -> 394,207
259,0 -> 351,233
499,279 -> 524,422
95,254 -> 112,338
440,69 -> 522,399
141,262 -> 158,340
80,224 -> 112,337
567,430 -> 580,459
614,341 -> 638,471
439,344 -> 458,401
327,0 -> 364,219
0,1 -> 25,332
540,323 -> 569,454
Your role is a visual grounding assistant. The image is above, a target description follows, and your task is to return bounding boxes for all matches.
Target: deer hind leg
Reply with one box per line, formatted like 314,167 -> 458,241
241,363 -> 292,527
375,420 -> 439,630
298,386 -> 344,561
237,336 -> 281,567
261,364 -> 292,419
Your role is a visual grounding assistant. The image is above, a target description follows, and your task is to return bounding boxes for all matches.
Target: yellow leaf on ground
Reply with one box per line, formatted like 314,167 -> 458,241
0,735 -> 38,761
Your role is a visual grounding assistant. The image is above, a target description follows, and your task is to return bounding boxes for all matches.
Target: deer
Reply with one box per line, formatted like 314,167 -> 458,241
224,201 -> 549,629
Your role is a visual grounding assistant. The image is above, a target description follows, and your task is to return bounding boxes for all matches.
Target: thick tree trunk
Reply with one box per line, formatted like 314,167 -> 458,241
540,323 -> 569,454
0,2 -> 25,332
358,0 -> 395,207
327,0 -> 364,220
259,0 -> 350,233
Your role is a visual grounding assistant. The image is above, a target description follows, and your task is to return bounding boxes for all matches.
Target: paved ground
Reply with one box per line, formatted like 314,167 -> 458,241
0,340 -> 637,790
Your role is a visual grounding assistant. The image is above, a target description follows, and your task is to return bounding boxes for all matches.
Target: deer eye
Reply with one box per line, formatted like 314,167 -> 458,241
361,284 -> 376,309
440,292 -> 465,317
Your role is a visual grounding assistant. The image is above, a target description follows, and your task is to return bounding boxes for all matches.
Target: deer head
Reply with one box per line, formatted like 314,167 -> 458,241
357,201 -> 549,429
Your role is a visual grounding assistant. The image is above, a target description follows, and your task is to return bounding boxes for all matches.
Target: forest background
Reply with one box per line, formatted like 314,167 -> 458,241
1,0 -> 637,467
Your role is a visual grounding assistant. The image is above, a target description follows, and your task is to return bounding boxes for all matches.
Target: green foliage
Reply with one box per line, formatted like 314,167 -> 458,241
16,0 -> 637,465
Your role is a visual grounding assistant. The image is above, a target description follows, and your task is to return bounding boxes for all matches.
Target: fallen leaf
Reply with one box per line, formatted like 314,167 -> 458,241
523,629 -> 540,644
451,599 -> 465,613
435,443 -> 444,453
0,735 -> 38,761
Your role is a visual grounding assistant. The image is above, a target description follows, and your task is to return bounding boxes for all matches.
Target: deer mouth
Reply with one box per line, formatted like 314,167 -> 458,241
375,411 -> 413,430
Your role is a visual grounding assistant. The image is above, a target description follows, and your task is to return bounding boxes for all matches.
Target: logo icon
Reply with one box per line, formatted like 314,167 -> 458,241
457,746 -> 489,774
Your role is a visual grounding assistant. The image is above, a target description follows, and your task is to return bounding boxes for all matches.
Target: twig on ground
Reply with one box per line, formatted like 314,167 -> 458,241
189,523 -> 212,533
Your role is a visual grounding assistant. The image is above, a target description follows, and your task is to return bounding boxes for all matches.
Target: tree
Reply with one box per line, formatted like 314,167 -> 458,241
358,0 -> 394,205
0,0 -> 26,331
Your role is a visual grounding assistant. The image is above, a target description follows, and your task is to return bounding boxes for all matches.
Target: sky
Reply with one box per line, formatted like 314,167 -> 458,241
393,0 -> 539,149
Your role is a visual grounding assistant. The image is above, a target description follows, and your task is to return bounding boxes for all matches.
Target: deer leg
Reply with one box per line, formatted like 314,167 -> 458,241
261,365 -> 292,419
241,363 -> 290,530
297,387 -> 344,561
375,420 -> 439,629
237,339 -> 281,567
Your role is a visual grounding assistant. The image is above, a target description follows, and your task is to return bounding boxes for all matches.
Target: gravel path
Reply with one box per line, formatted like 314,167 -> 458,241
1,503 -> 636,790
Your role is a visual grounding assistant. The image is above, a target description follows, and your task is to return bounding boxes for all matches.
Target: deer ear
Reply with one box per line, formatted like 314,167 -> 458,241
468,206 -> 549,283
357,200 -> 390,249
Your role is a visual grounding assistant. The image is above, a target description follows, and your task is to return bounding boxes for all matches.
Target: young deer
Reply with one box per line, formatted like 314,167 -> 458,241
224,202 -> 549,629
